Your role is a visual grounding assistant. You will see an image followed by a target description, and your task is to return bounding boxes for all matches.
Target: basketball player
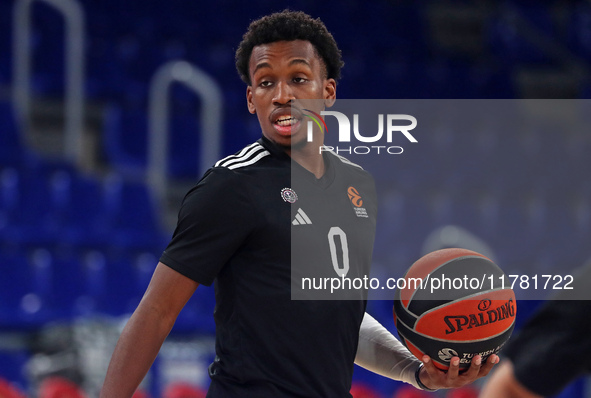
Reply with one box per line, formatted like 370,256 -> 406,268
100,10 -> 497,397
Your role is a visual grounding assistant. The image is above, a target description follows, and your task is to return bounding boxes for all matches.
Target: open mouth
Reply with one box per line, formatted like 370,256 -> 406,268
271,108 -> 304,136
275,115 -> 300,127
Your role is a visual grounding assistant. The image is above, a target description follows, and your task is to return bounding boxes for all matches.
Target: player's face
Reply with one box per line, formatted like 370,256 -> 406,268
246,40 -> 336,150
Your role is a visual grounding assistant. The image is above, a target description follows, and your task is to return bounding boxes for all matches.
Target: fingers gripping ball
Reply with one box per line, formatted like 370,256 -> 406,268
393,248 -> 516,371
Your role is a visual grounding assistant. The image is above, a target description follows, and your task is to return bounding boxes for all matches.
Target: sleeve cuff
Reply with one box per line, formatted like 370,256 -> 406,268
415,363 -> 439,392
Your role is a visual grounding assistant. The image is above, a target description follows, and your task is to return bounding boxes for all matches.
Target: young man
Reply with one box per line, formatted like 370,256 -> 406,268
100,10 -> 497,397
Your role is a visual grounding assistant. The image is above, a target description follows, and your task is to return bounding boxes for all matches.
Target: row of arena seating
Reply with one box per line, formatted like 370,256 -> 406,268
2,148 -> 588,271
0,245 -> 216,332
2,1 -> 591,101
0,164 -> 166,249
0,1 -> 553,98
3,92 -> 591,325
101,98 -> 591,181
1,162 -> 588,328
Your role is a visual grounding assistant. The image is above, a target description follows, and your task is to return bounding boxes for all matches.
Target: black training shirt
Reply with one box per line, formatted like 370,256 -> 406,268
161,137 -> 377,397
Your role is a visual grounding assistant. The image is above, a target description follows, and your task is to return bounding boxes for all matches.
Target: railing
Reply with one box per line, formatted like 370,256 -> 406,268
147,60 -> 223,211
12,0 -> 85,166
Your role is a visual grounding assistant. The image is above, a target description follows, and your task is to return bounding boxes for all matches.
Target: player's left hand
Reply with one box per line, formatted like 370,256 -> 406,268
418,354 -> 499,390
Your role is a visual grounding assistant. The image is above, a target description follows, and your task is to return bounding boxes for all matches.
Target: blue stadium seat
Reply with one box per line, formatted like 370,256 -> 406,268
0,160 -> 79,247
102,174 -> 167,250
0,168 -> 54,246
49,248 -> 90,319
90,251 -> 138,315
57,173 -> 112,248
29,3 -> 67,96
0,102 -> 25,167
103,105 -> 210,179
0,248 -> 55,327
3,247 -> 92,322
102,105 -> 148,176
0,168 -> 20,228
0,350 -> 29,391
94,250 -> 160,317
168,113 -> 201,179
173,285 -> 216,334
0,250 -> 30,327
0,1 -> 10,86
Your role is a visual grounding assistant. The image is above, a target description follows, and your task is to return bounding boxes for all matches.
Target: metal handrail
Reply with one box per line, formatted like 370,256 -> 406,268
13,0 -> 85,165
147,60 -> 223,211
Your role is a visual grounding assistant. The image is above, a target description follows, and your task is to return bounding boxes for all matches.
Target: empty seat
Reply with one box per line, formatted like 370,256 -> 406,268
0,248 -> 55,327
102,105 -> 148,176
102,174 -> 167,250
0,102 -> 25,167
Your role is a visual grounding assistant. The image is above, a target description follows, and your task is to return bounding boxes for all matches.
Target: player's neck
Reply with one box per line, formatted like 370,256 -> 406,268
287,147 -> 325,179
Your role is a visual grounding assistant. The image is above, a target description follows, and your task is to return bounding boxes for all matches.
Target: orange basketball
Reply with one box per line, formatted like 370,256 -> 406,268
393,248 -> 516,370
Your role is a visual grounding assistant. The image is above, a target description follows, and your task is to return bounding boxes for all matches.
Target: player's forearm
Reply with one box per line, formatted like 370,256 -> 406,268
100,302 -> 176,398
355,313 -> 422,387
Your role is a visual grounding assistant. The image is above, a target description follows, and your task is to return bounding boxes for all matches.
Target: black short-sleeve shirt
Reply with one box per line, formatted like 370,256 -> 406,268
161,137 -> 377,397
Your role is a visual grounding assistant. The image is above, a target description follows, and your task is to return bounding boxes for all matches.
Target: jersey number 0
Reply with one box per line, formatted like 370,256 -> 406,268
328,227 -> 349,277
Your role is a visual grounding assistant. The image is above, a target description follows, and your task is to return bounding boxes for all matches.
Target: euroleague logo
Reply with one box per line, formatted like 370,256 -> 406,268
347,187 -> 363,207
347,186 -> 367,218
438,348 -> 458,362
438,346 -> 504,364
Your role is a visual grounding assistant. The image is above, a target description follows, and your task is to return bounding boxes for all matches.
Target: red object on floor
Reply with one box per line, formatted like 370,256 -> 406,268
392,385 -> 431,398
350,382 -> 383,398
163,382 -> 207,398
132,389 -> 149,398
446,386 -> 479,398
38,377 -> 87,398
0,378 -> 26,398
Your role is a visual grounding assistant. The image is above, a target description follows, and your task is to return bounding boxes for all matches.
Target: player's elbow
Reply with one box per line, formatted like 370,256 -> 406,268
132,262 -> 199,331
142,301 -> 179,331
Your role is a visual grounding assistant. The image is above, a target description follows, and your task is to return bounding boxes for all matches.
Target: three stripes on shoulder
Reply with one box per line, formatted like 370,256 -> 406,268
214,142 -> 364,170
215,142 -> 270,170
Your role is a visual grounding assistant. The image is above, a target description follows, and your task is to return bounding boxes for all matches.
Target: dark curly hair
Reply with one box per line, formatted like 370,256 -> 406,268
235,10 -> 344,85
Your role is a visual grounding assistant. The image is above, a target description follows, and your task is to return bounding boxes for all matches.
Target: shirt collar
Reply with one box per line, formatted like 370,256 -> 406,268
257,136 -> 335,186
258,136 -> 291,161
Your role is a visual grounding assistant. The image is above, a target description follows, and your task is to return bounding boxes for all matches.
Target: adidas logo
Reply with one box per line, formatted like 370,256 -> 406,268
292,208 -> 312,225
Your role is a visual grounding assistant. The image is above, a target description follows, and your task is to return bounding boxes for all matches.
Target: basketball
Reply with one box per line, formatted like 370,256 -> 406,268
393,248 -> 516,371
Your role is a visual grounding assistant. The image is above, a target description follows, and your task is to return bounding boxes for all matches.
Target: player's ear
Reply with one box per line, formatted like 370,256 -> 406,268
324,78 -> 336,108
246,86 -> 256,114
